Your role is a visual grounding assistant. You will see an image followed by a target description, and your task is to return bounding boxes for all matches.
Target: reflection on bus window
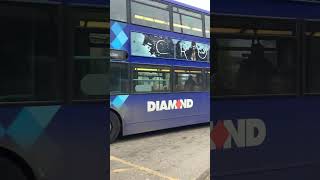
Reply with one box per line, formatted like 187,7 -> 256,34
205,15 -> 210,38
173,7 -> 203,37
214,38 -> 296,96
111,0 -> 127,22
110,63 -> 129,94
73,22 -> 108,99
133,66 -> 171,93
131,0 -> 170,31
174,69 -> 205,92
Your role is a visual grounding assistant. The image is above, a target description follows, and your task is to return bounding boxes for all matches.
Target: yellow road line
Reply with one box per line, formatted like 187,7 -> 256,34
112,168 -> 135,173
110,155 -> 179,180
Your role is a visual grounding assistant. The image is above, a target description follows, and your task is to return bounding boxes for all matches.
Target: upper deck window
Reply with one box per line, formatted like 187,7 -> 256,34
173,7 -> 204,37
111,0 -> 127,22
205,15 -> 210,38
131,0 -> 170,31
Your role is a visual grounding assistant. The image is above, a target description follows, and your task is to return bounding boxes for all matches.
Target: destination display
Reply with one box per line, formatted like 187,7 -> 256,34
131,32 -> 210,62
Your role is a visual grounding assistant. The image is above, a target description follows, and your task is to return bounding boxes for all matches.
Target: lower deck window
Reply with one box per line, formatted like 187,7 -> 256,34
132,66 -> 171,93
174,69 -> 206,92
214,38 -> 296,96
0,6 -> 62,102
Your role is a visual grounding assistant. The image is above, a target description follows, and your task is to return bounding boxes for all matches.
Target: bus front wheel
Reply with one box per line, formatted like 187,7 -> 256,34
0,156 -> 29,180
110,111 -> 121,143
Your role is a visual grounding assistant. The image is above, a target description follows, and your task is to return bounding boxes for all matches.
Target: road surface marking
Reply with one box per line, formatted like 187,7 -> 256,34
112,168 -> 135,173
110,155 -> 179,180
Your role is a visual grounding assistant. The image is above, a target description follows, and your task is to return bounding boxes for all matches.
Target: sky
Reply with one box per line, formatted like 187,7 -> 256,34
173,0 -> 210,11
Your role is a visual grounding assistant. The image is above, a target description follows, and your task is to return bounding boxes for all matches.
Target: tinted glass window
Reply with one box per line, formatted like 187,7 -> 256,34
111,0 -> 127,22
205,15 -> 210,38
131,0 -> 170,30
174,68 -> 206,92
173,8 -> 203,37
0,6 -> 62,102
110,63 -> 129,94
73,18 -> 109,100
214,38 -> 296,96
132,66 -> 171,93
306,25 -> 320,93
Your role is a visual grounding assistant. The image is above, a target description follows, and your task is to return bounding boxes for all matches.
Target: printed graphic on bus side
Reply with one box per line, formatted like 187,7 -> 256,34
147,99 -> 194,112
211,119 -> 266,150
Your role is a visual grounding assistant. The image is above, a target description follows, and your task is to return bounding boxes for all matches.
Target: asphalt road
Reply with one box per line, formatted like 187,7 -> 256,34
110,123 -> 210,180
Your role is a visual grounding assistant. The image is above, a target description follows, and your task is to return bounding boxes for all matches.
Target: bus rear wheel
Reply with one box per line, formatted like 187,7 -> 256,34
0,156 -> 29,180
110,111 -> 121,143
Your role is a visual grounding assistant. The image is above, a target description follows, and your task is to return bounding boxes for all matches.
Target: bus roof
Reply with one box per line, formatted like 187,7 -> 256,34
212,0 -> 320,19
163,0 -> 210,14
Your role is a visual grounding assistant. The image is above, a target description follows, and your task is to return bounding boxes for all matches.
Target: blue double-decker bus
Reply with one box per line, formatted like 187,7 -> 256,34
110,0 -> 210,142
211,0 -> 320,179
0,0 -> 108,179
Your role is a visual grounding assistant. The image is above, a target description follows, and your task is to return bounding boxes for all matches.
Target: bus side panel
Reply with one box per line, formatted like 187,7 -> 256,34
211,97 -> 320,179
111,92 -> 209,135
52,104 -> 107,180
0,104 -> 107,180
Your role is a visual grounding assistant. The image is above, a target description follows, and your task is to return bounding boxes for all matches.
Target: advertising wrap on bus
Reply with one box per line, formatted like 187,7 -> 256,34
131,32 -> 210,61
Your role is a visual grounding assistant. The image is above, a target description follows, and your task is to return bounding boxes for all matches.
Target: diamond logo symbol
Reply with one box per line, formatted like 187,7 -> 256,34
211,120 -> 230,150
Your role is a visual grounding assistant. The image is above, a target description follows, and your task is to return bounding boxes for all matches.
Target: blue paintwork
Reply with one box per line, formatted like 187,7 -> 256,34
0,104 -> 107,180
211,97 -> 320,179
111,92 -> 209,135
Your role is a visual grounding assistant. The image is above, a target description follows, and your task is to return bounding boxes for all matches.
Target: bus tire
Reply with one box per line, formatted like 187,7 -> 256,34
110,111 -> 121,143
0,156 -> 29,180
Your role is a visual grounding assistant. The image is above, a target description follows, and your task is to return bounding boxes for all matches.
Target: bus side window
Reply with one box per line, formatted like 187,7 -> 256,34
214,38 -> 296,96
110,0 -> 127,22
131,0 -> 170,31
173,7 -> 204,37
132,66 -> 171,93
174,69 -> 205,92
306,28 -> 320,93
110,63 -> 129,95
0,7 -> 62,102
